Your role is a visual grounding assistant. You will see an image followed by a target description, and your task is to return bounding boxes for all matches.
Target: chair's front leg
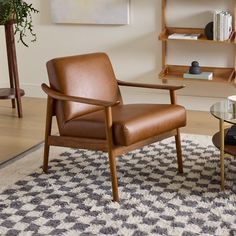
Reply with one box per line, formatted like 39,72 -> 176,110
43,96 -> 53,173
104,106 -> 119,202
175,128 -> 183,173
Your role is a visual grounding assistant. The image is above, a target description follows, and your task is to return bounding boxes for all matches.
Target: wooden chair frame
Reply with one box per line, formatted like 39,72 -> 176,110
42,80 -> 185,202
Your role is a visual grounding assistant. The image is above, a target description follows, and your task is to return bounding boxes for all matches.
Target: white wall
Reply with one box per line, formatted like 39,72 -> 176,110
0,0 -> 235,111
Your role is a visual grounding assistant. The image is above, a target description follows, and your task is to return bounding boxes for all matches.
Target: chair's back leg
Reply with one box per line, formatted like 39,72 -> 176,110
108,149 -> 119,202
104,107 -> 119,202
43,96 -> 53,173
175,128 -> 183,173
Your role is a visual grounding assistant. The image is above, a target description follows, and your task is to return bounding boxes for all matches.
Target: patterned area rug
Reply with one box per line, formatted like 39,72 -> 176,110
0,134 -> 236,236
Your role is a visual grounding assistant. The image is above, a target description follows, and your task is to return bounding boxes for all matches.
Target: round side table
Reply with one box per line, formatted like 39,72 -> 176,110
210,100 -> 236,190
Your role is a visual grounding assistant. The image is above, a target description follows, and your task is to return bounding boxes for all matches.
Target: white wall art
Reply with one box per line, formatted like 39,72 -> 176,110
50,0 -> 130,25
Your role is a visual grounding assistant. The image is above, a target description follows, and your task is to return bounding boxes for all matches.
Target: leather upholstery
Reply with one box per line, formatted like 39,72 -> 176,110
59,104 -> 186,146
46,52 -> 186,147
46,53 -> 123,121
44,52 -> 187,202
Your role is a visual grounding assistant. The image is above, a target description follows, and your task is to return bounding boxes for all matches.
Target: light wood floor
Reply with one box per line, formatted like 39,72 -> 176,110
0,98 -> 57,164
0,97 -> 219,164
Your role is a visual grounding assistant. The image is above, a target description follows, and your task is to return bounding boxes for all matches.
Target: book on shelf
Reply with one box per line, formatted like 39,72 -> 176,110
183,72 -> 213,80
213,10 -> 232,41
168,33 -> 201,40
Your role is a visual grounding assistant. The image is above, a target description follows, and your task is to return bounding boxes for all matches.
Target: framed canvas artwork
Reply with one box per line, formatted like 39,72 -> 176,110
50,0 -> 130,25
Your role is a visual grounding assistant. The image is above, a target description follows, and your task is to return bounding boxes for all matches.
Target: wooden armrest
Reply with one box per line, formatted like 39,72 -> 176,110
117,79 -> 185,91
41,83 -> 120,107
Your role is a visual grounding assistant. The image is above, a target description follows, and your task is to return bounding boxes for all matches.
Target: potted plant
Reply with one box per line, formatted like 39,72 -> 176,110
0,0 -> 39,47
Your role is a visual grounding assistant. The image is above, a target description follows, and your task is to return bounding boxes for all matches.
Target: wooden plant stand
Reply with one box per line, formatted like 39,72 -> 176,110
0,21 -> 25,118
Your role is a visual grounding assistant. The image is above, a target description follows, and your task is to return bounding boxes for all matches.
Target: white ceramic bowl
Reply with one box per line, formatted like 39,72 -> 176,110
228,95 -> 236,103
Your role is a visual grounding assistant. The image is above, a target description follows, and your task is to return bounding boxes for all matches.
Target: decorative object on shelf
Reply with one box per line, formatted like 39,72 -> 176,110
189,61 -> 201,74
204,21 -> 213,40
50,0 -> 130,25
0,0 -> 39,47
183,61 -> 213,80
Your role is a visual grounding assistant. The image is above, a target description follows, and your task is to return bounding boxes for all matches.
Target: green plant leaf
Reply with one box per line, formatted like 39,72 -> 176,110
0,0 -> 39,47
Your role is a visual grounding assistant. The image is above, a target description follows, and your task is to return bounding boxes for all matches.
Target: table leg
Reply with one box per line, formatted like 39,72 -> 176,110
220,119 -> 225,190
8,23 -> 23,118
5,24 -> 16,109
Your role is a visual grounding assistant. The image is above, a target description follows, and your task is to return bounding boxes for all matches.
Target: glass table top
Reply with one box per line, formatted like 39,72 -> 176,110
210,100 -> 236,124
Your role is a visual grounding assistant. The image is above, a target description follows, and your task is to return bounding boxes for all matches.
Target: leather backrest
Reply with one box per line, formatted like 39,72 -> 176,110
46,53 -> 122,121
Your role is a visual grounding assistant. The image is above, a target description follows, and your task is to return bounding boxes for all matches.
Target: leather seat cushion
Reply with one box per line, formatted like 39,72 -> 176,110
59,104 -> 186,146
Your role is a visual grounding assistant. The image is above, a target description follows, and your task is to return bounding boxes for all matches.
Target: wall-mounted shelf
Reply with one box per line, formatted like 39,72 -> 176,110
160,0 -> 236,84
159,65 -> 235,83
159,27 -> 235,44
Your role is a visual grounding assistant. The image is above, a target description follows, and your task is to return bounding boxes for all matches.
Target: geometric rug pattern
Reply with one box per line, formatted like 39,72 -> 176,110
0,136 -> 236,236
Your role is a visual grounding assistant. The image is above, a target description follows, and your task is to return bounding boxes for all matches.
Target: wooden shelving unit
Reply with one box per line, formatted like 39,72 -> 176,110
159,0 -> 236,83
159,27 -> 235,44
160,65 -> 235,83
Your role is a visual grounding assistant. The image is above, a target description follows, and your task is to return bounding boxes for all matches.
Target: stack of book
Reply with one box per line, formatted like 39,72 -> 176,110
213,10 -> 232,41
168,33 -> 201,40
183,72 -> 213,80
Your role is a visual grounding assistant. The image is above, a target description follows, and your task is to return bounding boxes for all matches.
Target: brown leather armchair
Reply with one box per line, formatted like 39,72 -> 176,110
41,52 -> 186,202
